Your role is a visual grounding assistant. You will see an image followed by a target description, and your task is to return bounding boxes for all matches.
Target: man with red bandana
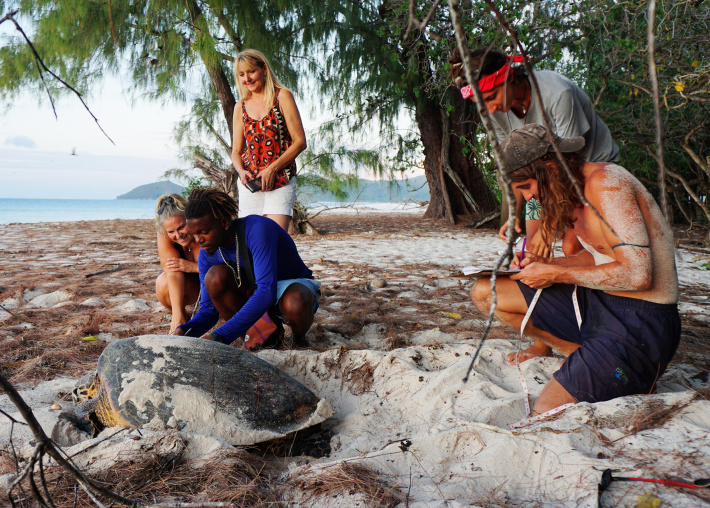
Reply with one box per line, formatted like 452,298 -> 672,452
449,48 -> 620,364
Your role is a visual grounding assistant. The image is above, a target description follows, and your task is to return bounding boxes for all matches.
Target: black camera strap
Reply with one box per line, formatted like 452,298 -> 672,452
234,219 -> 256,289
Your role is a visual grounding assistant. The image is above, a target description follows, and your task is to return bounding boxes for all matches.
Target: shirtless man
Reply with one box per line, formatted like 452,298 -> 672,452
471,124 -> 680,414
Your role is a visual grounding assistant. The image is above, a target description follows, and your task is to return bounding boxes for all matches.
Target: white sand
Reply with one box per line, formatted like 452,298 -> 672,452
1,212 -> 709,506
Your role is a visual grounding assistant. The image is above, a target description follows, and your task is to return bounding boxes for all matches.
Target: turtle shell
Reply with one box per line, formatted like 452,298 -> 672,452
94,335 -> 333,445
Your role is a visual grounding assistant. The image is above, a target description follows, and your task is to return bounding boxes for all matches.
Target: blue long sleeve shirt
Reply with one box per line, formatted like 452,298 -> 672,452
179,215 -> 313,343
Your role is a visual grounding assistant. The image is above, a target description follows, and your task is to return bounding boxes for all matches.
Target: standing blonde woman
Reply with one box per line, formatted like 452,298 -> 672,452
155,194 -> 200,332
232,49 -> 307,231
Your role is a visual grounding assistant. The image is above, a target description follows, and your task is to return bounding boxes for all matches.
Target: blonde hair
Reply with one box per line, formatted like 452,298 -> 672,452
154,193 -> 188,231
234,49 -> 287,107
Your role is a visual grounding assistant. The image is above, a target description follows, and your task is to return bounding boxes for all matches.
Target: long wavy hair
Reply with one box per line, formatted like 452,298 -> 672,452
509,151 -> 586,246
234,49 -> 287,107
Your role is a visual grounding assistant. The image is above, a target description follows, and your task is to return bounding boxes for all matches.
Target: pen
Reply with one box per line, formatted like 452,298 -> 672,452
520,237 -> 527,263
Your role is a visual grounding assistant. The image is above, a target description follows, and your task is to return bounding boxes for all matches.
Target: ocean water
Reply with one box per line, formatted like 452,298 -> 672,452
0,198 -> 424,224
0,198 -> 157,224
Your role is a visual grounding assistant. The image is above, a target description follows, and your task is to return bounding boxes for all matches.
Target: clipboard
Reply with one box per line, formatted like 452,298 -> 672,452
450,265 -> 522,278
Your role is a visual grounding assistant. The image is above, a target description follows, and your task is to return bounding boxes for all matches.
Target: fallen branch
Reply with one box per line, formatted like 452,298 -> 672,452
2,374 -> 269,507
0,304 -> 31,323
85,263 -> 121,278
466,209 -> 501,229
0,374 -> 138,507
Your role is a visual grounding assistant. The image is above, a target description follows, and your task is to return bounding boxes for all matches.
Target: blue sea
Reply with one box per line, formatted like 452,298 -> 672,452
0,198 -> 158,224
0,198 -> 423,224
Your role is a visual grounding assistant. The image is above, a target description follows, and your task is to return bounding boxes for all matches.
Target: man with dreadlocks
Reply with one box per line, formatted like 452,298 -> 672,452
471,124 -> 679,415
173,188 -> 320,348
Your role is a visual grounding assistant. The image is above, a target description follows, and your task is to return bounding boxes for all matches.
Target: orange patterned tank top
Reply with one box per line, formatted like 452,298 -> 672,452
241,89 -> 297,190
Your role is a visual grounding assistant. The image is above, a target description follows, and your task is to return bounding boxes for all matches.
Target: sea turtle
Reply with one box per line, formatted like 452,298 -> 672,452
72,335 -> 334,449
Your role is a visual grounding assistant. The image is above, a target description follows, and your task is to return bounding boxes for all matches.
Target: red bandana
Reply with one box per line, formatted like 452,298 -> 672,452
460,55 -> 526,100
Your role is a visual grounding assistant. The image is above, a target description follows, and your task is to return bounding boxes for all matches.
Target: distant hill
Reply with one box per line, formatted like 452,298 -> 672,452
116,177 -> 429,202
300,175 -> 429,203
117,181 -> 185,200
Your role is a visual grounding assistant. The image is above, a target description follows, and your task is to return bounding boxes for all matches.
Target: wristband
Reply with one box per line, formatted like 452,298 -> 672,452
210,331 -> 227,344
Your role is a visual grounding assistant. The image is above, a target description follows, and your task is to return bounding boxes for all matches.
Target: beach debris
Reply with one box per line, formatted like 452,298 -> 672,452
81,336 -> 99,341
50,403 -> 61,410
443,311 -> 462,319
85,263 -> 121,278
598,468 -> 710,498
636,493 -> 662,508
72,335 -> 334,450
371,277 -> 387,289
0,303 -> 29,323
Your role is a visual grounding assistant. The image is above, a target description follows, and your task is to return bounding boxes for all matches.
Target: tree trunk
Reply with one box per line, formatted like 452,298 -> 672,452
186,0 -> 236,139
418,93 -> 498,223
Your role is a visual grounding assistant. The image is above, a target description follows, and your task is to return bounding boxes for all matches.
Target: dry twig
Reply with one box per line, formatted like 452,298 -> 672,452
447,0 -> 518,382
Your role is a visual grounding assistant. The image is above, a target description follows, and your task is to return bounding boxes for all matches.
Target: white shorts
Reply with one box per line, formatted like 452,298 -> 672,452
237,176 -> 296,217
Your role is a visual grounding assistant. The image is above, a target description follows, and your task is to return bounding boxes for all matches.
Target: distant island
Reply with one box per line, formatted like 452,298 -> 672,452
117,181 -> 185,200
300,175 -> 429,203
117,176 -> 429,202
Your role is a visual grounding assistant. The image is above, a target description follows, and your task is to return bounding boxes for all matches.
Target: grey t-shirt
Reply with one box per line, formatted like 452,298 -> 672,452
491,70 -> 620,163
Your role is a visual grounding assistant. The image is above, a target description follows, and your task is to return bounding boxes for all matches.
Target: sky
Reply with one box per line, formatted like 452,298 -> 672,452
0,75 -> 191,199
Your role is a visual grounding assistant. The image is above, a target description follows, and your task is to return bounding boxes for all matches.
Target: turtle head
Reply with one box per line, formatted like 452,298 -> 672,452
72,372 -> 100,405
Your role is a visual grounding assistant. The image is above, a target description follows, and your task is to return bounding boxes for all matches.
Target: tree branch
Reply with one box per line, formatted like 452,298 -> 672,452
0,12 -> 114,144
647,0 -> 670,221
447,0 -> 518,383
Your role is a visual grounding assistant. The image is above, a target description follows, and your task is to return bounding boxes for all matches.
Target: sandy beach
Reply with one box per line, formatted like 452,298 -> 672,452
1,209 -> 709,507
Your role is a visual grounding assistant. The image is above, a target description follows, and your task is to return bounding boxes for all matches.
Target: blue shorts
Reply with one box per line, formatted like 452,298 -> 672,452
516,282 -> 680,403
274,278 -> 321,315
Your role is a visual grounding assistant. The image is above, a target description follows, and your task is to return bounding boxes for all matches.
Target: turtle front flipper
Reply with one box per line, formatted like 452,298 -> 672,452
74,398 -> 105,437
74,397 -> 99,418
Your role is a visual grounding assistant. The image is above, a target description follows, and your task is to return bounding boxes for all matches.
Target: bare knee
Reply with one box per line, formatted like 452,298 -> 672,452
156,272 -> 170,307
204,265 -> 232,296
471,278 -> 492,313
280,285 -> 314,322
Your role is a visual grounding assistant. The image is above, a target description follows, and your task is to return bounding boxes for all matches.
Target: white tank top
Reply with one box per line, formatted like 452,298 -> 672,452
576,236 -> 615,265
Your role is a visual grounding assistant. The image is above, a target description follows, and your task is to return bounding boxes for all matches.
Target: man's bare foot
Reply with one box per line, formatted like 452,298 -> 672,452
506,341 -> 553,366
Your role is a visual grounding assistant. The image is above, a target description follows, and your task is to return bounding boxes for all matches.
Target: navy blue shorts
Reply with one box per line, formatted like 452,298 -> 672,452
516,282 -> 680,403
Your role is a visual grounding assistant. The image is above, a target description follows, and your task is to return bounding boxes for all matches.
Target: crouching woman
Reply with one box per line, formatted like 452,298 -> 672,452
155,194 -> 200,333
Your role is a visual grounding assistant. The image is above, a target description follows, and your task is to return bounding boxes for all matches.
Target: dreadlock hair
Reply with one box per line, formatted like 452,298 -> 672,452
509,151 -> 586,247
184,188 -> 239,223
448,47 -> 527,88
